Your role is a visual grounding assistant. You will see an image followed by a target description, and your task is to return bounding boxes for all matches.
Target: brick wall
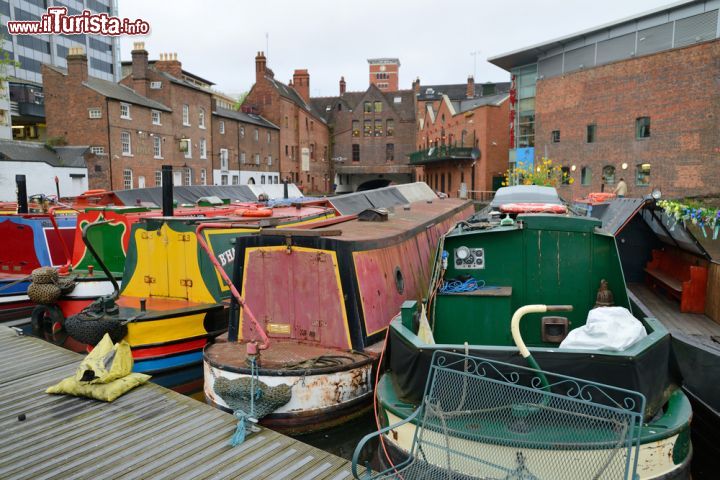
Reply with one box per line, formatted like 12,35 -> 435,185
535,39 -> 720,199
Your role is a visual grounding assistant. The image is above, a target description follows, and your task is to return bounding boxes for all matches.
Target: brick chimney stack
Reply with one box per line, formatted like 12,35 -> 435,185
255,51 -> 267,83
467,76 -> 475,99
131,42 -> 148,95
412,77 -> 421,94
66,47 -> 88,83
339,76 -> 346,95
293,69 -> 310,102
155,52 -> 182,79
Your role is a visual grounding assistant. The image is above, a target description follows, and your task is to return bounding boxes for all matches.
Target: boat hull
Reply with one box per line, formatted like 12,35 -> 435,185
204,339 -> 376,435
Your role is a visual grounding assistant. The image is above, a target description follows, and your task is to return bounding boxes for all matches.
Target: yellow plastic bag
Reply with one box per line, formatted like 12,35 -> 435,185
74,334 -> 133,384
46,333 -> 150,402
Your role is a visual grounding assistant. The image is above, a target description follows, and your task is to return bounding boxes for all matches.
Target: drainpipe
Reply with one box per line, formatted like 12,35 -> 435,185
195,222 -> 270,349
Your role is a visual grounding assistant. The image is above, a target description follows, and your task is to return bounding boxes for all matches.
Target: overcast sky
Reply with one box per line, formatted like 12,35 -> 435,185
118,0 -> 676,97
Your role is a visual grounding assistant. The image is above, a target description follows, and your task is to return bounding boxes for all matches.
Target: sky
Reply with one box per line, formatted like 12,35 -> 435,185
117,0 -> 678,97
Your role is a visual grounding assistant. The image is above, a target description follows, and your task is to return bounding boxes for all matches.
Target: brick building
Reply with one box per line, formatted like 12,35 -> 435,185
211,103 -> 280,186
43,47 -> 173,191
368,58 -> 400,92
489,0 -> 720,199
243,53 -> 332,194
311,74 -> 416,193
410,78 -> 511,197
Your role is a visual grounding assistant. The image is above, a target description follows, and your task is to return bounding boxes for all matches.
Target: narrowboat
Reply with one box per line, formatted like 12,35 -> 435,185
368,187 -> 692,479
0,210 -> 76,322
203,184 -> 475,434
56,204 -> 336,393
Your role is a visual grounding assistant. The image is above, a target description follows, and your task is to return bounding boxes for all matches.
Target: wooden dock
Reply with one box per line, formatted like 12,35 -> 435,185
0,326 -> 362,479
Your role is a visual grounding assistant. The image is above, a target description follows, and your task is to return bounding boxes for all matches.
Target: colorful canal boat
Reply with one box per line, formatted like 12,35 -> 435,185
57,204 -> 336,393
203,193 -> 475,434
0,211 -> 76,321
368,194 -> 693,479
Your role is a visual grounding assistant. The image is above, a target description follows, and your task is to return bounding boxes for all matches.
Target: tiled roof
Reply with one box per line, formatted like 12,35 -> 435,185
417,82 -> 511,101
264,76 -> 327,124
310,87 -> 416,124
457,93 -> 509,112
212,107 -> 279,130
44,65 -> 171,112
0,140 -> 88,168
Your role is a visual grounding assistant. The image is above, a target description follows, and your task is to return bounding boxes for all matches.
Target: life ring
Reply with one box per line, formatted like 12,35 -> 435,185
238,208 -> 273,218
499,203 -> 568,214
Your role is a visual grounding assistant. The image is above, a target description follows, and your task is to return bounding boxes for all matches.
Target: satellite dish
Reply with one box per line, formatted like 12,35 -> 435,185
471,148 -> 480,160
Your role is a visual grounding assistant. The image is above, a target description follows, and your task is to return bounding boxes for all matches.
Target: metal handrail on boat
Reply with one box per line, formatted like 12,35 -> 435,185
48,205 -> 78,274
195,222 -> 270,350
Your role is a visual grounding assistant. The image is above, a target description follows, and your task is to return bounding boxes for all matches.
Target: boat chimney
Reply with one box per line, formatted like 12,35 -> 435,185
161,165 -> 173,216
16,175 -> 28,213
283,178 -> 289,199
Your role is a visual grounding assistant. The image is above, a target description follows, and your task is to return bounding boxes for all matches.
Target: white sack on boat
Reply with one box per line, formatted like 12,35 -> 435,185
559,306 -> 647,351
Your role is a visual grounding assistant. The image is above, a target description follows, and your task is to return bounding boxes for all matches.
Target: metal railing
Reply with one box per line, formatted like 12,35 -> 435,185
408,146 -> 474,165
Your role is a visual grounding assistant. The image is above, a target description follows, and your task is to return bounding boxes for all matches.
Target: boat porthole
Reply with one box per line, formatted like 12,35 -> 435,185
395,267 -> 404,294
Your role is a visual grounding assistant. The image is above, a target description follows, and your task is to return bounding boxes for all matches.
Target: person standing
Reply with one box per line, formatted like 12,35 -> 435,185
614,178 -> 628,198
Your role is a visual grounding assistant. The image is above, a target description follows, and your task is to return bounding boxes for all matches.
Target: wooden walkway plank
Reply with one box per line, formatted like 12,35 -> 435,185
0,327 -> 359,480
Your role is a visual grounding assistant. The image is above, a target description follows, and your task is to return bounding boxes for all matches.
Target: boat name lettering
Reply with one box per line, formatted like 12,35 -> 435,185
217,247 -> 235,266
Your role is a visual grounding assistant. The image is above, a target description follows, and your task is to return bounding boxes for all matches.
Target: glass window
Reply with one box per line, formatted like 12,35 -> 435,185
581,167 -> 591,185
363,120 -> 372,137
254,128 -> 259,141
221,175 -> 228,185
364,102 -> 372,113
636,163 -> 651,186
636,117 -> 650,138
586,124 -> 596,143
352,120 -> 360,137
152,110 -> 161,125
240,126 -> 245,138
155,170 -> 162,186
184,168 -> 192,186
261,175 -> 266,184
121,131 -> 131,155
386,143 -> 394,161
386,119 -> 394,136
200,138 -> 207,159
374,120 -> 383,136
551,130 -> 560,143
561,166 -> 571,185
220,149 -> 229,170
120,103 -> 130,119
153,136 -> 162,158
199,109 -> 205,128
232,175 -> 239,185
182,105 -> 190,126
267,131 -> 271,143
184,139 -> 192,159
219,121 -> 225,134
602,165 -> 616,185
123,169 -> 133,190
200,169 -> 207,185
255,154 -> 260,165
352,144 -> 360,162
374,101 -> 382,113
88,108 -> 101,119
240,152 -> 246,164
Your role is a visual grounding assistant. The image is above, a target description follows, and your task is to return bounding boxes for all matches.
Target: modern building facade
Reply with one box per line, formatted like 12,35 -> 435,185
0,0 -> 120,141
489,0 -> 720,198
412,77 -> 510,198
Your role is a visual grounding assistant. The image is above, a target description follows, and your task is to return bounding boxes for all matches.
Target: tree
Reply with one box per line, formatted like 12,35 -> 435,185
504,157 -> 573,187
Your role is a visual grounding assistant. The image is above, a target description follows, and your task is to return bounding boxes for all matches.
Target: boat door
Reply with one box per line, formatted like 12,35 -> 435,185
242,246 -> 351,350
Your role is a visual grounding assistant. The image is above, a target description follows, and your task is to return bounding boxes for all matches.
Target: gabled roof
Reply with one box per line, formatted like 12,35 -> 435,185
417,82 -> 511,101
458,92 -> 509,111
44,65 -> 172,112
264,76 -> 327,124
0,139 -> 88,168
121,60 -> 215,86
309,86 -> 416,124
212,107 -> 279,130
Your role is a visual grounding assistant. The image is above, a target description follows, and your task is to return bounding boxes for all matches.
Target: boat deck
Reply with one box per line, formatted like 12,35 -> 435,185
628,283 -> 720,341
0,326 -> 363,479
